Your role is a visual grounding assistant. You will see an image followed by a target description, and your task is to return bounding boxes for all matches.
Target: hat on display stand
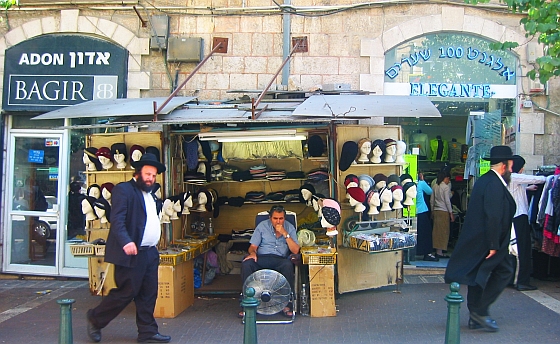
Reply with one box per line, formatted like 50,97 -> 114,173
339,141 -> 358,171
321,198 -> 341,236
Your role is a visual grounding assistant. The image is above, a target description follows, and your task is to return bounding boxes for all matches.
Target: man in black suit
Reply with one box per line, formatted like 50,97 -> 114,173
445,146 -> 516,332
86,153 -> 171,343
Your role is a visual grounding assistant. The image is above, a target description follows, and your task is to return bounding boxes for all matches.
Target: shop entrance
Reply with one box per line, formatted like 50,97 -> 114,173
3,131 -> 68,275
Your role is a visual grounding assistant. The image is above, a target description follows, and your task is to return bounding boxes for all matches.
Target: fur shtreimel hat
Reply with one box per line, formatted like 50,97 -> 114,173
307,135 -> 325,157
347,187 -> 366,203
339,141 -> 358,172
111,143 -> 128,161
131,153 -> 166,174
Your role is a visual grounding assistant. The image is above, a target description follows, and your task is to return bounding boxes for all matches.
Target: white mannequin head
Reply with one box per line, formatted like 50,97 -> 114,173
131,149 -> 143,162
391,187 -> 404,210
98,156 -> 113,170
197,192 -> 207,211
88,186 -> 101,199
114,153 -> 126,169
367,190 -> 380,215
171,200 -> 182,220
81,198 -> 97,221
356,138 -> 372,163
101,188 -> 112,201
385,143 -> 396,163
182,194 -> 193,214
403,183 -> 417,206
94,205 -> 107,224
161,199 -> 173,223
371,145 -> 383,164
395,141 -> 407,163
83,153 -> 97,171
312,197 -> 323,212
379,188 -> 393,211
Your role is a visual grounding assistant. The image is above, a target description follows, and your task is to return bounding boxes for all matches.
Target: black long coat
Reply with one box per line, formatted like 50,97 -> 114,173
444,170 -> 516,288
104,179 -> 161,268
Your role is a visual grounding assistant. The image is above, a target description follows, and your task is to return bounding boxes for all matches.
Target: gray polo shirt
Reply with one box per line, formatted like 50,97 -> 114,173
250,219 -> 298,257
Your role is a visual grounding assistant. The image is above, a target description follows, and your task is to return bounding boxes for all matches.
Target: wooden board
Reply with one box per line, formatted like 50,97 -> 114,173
309,265 -> 336,317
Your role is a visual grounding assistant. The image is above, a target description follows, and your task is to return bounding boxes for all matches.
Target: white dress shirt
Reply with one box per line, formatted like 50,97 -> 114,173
507,172 -> 547,218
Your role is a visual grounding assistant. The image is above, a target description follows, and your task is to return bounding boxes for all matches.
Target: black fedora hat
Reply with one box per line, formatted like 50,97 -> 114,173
483,145 -> 513,165
131,152 -> 166,174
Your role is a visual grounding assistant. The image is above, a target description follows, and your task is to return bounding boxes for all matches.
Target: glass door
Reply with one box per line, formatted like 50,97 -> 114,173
4,131 -> 66,275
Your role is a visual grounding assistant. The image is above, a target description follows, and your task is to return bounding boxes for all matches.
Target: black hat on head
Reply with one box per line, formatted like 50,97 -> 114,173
131,153 -> 166,174
308,135 -> 325,157
110,143 -> 128,162
145,146 -> 161,162
483,145 -> 514,165
84,147 -> 103,171
512,155 -> 526,173
299,183 -> 316,204
372,139 -> 387,161
399,173 -> 413,185
339,141 -> 358,171
93,198 -> 111,222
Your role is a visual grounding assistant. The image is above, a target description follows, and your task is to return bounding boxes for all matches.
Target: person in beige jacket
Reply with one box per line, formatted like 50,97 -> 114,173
430,170 -> 454,258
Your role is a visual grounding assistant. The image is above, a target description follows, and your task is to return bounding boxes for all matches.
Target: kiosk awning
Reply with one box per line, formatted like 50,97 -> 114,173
31,97 -> 196,120
292,95 -> 441,118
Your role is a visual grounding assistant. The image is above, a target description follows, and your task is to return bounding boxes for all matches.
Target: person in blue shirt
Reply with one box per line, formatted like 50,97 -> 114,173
240,205 -> 300,317
416,173 -> 438,261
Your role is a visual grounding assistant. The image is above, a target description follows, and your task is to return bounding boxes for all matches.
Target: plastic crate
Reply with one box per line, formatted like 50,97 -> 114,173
302,252 -> 337,265
159,251 -> 185,265
94,245 -> 105,256
70,244 -> 94,256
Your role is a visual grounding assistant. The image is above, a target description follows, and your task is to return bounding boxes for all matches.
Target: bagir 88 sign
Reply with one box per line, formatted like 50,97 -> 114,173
2,34 -> 128,111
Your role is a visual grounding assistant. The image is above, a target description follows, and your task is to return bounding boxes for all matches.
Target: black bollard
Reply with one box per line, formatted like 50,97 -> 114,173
57,298 -> 76,344
241,287 -> 259,344
444,282 -> 464,344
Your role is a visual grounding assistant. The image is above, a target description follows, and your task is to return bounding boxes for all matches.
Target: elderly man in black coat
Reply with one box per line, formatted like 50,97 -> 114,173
444,146 -> 516,332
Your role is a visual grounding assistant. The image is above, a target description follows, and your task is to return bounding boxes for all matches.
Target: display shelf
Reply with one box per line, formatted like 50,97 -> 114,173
347,162 -> 407,167
85,170 -> 134,174
183,178 -> 308,185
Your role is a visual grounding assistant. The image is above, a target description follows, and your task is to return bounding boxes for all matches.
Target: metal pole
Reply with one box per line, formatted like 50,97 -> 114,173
444,282 -> 464,344
154,42 -> 223,115
281,0 -> 292,87
57,298 -> 76,344
241,287 -> 259,344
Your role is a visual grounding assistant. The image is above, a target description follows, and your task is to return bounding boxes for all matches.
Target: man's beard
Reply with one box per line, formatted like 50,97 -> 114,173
137,175 -> 154,192
502,169 -> 511,185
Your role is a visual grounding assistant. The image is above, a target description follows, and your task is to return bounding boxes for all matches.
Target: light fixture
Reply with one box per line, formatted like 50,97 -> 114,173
198,129 -> 307,142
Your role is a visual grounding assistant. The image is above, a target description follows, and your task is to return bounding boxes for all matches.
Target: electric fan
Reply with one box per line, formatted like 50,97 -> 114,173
243,269 -> 292,315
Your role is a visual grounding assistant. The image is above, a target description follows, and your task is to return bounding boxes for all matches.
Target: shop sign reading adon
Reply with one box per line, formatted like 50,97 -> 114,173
2,34 -> 128,111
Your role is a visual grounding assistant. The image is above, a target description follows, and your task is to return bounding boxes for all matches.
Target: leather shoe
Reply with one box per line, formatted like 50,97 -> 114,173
423,254 -> 439,262
469,312 -> 499,332
137,333 -> 171,343
516,284 -> 538,291
468,318 -> 483,330
86,309 -> 101,343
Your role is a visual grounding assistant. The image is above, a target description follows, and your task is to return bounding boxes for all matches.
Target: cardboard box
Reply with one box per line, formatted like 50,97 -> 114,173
88,257 -> 116,296
154,260 -> 194,318
309,265 -> 336,317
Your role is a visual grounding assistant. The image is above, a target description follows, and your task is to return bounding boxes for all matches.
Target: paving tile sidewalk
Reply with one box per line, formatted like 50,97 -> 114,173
1,277 -> 559,343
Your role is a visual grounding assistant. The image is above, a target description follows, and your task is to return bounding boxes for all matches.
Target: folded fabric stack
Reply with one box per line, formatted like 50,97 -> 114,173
183,170 -> 206,185
211,164 -> 223,181
232,170 -> 253,182
222,166 -> 239,180
232,229 -> 254,240
283,189 -> 300,202
266,170 -> 286,181
245,191 -> 266,202
285,171 -> 305,179
265,192 -> 285,201
249,165 -> 267,179
307,169 -> 329,182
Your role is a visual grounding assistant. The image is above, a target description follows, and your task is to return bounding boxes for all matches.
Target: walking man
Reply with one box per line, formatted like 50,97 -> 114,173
445,146 -> 516,332
86,153 -> 171,343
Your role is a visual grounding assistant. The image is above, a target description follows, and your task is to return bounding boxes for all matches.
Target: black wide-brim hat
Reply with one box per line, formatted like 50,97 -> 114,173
131,152 -> 166,174
483,145 -> 513,165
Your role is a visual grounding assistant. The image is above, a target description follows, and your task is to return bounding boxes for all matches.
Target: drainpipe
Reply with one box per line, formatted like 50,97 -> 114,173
281,0 -> 291,89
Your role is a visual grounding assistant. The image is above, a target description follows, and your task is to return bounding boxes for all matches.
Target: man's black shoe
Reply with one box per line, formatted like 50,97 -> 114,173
516,284 -> 538,291
423,254 -> 439,261
468,318 -> 483,330
137,333 -> 171,343
86,309 -> 101,343
469,312 -> 499,332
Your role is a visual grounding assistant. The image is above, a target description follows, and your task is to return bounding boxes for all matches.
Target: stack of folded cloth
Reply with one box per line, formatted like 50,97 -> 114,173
232,229 -> 254,240
307,169 -> 329,182
222,166 -> 239,181
184,170 -> 207,185
232,170 -> 253,182
265,191 -> 285,201
286,171 -> 305,179
211,164 -> 223,181
266,170 -> 286,181
283,189 -> 300,202
249,165 -> 267,179
245,191 -> 266,202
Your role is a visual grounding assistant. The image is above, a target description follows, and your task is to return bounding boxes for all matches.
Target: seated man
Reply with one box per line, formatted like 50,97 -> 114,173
240,205 -> 300,317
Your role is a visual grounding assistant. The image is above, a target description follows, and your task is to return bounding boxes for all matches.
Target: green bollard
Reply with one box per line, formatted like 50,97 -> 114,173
444,282 -> 464,344
241,287 -> 260,344
57,298 -> 76,344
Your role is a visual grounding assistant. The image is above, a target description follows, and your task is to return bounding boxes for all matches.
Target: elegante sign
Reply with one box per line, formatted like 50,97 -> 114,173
384,82 -> 517,99
3,34 -> 128,111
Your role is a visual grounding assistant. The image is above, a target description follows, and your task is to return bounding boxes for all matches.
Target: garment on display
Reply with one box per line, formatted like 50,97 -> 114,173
430,136 -> 448,161
83,147 -> 102,171
370,139 -> 385,164
96,147 -> 113,170
111,143 -> 128,169
373,173 -> 388,190
410,130 -> 430,160
347,187 -> 366,213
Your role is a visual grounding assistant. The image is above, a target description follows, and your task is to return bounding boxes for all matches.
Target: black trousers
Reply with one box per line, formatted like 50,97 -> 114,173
513,215 -> 533,285
416,211 -> 433,255
241,254 -> 295,292
467,254 -> 513,316
89,247 -> 159,340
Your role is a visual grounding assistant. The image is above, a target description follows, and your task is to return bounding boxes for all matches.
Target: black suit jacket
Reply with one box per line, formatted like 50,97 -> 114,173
445,170 -> 516,288
104,179 -> 161,268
